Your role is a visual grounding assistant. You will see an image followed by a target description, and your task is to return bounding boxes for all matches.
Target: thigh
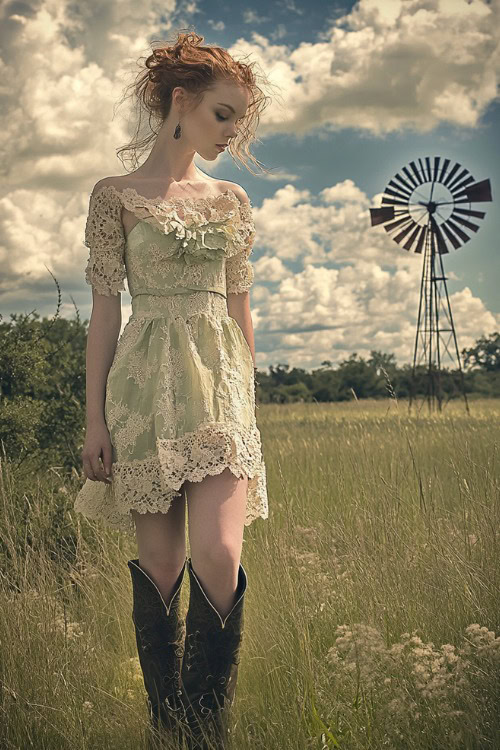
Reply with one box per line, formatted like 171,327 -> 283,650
184,468 -> 248,562
131,489 -> 187,568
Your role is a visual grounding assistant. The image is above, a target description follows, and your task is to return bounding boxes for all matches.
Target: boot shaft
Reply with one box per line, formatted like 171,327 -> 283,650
180,558 -> 248,747
127,557 -> 188,729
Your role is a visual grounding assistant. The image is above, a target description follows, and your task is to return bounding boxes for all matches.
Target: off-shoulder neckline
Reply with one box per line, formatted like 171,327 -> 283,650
91,183 -> 253,244
93,183 -> 252,211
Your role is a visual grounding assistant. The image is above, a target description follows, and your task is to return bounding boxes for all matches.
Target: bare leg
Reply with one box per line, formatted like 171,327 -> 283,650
130,489 -> 187,604
184,467 -> 248,618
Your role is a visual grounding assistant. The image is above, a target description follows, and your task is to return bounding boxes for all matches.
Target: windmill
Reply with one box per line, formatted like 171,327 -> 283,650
370,156 -> 492,414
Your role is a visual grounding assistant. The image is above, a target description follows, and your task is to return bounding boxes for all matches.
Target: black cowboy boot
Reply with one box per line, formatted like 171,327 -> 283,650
128,558 -> 188,747
179,557 -> 248,750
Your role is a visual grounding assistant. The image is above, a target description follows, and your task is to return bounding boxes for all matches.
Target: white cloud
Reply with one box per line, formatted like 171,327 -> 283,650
0,0 -> 183,297
253,181 -> 412,266
207,20 -> 225,31
243,9 -> 270,25
252,252 -> 500,369
230,0 -> 500,136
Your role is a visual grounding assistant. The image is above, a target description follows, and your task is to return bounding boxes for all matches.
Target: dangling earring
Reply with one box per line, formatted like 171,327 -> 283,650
173,123 -> 181,139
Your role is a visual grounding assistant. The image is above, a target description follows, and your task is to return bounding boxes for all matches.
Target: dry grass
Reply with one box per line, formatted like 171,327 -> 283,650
1,396 -> 498,749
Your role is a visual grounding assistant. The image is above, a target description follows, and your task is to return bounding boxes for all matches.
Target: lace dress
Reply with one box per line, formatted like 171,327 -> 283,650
73,184 -> 269,534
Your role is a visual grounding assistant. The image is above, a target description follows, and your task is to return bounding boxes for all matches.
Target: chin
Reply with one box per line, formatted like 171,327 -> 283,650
197,147 -> 221,165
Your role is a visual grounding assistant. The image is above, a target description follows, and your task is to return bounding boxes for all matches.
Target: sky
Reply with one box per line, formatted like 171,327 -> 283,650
0,0 -> 499,372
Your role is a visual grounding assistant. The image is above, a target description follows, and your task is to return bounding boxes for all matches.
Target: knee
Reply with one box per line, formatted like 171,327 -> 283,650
139,550 -> 186,580
192,540 -> 241,572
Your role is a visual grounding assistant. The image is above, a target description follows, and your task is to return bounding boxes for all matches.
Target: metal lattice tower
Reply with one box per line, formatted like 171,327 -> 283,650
369,156 -> 492,413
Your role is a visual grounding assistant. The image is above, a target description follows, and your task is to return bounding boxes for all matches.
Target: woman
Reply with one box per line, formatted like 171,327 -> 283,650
74,29 -> 272,750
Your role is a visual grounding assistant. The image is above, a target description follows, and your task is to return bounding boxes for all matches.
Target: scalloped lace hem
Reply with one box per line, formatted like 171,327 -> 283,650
73,421 -> 268,534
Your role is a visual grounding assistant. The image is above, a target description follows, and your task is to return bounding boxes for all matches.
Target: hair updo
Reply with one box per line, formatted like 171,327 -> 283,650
116,29 -> 276,175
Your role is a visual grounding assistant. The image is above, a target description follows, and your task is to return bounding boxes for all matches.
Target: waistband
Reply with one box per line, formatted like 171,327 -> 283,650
129,289 -> 228,321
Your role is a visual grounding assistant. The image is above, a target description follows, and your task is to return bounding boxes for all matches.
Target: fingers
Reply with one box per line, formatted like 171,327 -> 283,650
81,453 -> 112,484
81,456 -> 95,481
101,443 -> 113,479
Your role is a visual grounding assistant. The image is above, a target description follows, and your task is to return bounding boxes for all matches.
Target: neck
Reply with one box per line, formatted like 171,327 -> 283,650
133,119 -> 204,183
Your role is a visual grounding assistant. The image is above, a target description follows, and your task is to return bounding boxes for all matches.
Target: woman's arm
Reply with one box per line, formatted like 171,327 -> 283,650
227,290 -> 256,367
85,291 -> 122,426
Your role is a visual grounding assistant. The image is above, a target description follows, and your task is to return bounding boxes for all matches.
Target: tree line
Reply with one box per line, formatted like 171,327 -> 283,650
0,285 -> 498,474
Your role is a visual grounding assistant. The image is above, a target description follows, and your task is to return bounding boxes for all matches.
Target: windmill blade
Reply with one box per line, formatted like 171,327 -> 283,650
449,212 -> 481,233
402,166 -> 420,189
403,223 -> 423,252
430,216 -> 449,254
370,206 -> 394,226
447,167 -> 471,192
438,158 -> 451,183
393,172 -> 417,194
394,220 -> 418,245
440,221 -> 464,250
442,161 -> 461,187
383,215 -> 413,233
450,174 -> 475,195
425,156 -> 433,182
445,218 -> 472,244
385,184 -> 412,201
410,161 -> 426,185
453,207 -> 486,219
419,157 -> 431,183
381,196 -> 413,207
432,155 -> 442,181
387,178 -> 413,198
415,225 -> 427,254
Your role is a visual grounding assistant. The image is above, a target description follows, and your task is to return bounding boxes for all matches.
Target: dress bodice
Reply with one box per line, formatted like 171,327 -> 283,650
83,184 -> 257,298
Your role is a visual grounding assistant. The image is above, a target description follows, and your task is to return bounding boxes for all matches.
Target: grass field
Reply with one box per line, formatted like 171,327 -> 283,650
1,397 -> 499,749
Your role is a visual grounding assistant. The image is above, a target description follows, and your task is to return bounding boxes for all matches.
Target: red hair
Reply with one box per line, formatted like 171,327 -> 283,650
116,29 -> 276,175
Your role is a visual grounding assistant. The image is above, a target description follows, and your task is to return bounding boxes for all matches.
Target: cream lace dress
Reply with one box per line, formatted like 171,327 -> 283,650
73,184 -> 269,534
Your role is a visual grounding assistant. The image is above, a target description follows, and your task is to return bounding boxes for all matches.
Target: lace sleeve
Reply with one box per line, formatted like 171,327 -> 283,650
225,201 -> 256,294
84,185 -> 127,296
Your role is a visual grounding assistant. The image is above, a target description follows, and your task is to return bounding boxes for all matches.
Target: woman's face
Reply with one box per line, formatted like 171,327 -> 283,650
179,81 -> 250,160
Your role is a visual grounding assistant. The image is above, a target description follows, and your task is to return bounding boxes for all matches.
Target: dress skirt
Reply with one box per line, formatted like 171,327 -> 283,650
74,289 -> 268,534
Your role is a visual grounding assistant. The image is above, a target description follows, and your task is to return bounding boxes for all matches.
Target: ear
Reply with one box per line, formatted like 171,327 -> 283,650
172,86 -> 182,106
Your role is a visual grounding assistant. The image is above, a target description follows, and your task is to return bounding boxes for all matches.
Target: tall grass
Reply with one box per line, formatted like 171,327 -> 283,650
1,397 -> 498,749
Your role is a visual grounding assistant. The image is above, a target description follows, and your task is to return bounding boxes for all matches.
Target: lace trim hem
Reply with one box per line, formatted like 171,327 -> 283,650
73,421 -> 268,534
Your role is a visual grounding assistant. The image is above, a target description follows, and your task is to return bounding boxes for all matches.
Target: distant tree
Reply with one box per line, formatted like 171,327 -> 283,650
268,363 -> 290,386
0,277 -> 87,473
367,350 -> 398,377
336,353 -> 382,400
462,332 -> 500,372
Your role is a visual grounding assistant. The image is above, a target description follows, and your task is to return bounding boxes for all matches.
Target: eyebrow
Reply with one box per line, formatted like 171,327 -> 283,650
217,102 -> 245,117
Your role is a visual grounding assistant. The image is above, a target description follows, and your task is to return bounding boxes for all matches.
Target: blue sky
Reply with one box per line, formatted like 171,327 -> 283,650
0,0 -> 498,371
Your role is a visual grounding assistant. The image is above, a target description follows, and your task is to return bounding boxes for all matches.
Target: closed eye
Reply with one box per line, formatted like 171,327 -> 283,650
216,112 -> 244,123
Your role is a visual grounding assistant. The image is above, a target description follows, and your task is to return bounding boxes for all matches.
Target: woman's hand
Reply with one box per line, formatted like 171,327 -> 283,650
81,422 -> 114,483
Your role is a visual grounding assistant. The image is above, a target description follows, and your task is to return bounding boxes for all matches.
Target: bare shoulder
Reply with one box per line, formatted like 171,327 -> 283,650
218,180 -> 251,206
90,175 -> 124,197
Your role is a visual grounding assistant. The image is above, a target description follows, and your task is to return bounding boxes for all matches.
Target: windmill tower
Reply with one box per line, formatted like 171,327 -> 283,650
370,156 -> 492,414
